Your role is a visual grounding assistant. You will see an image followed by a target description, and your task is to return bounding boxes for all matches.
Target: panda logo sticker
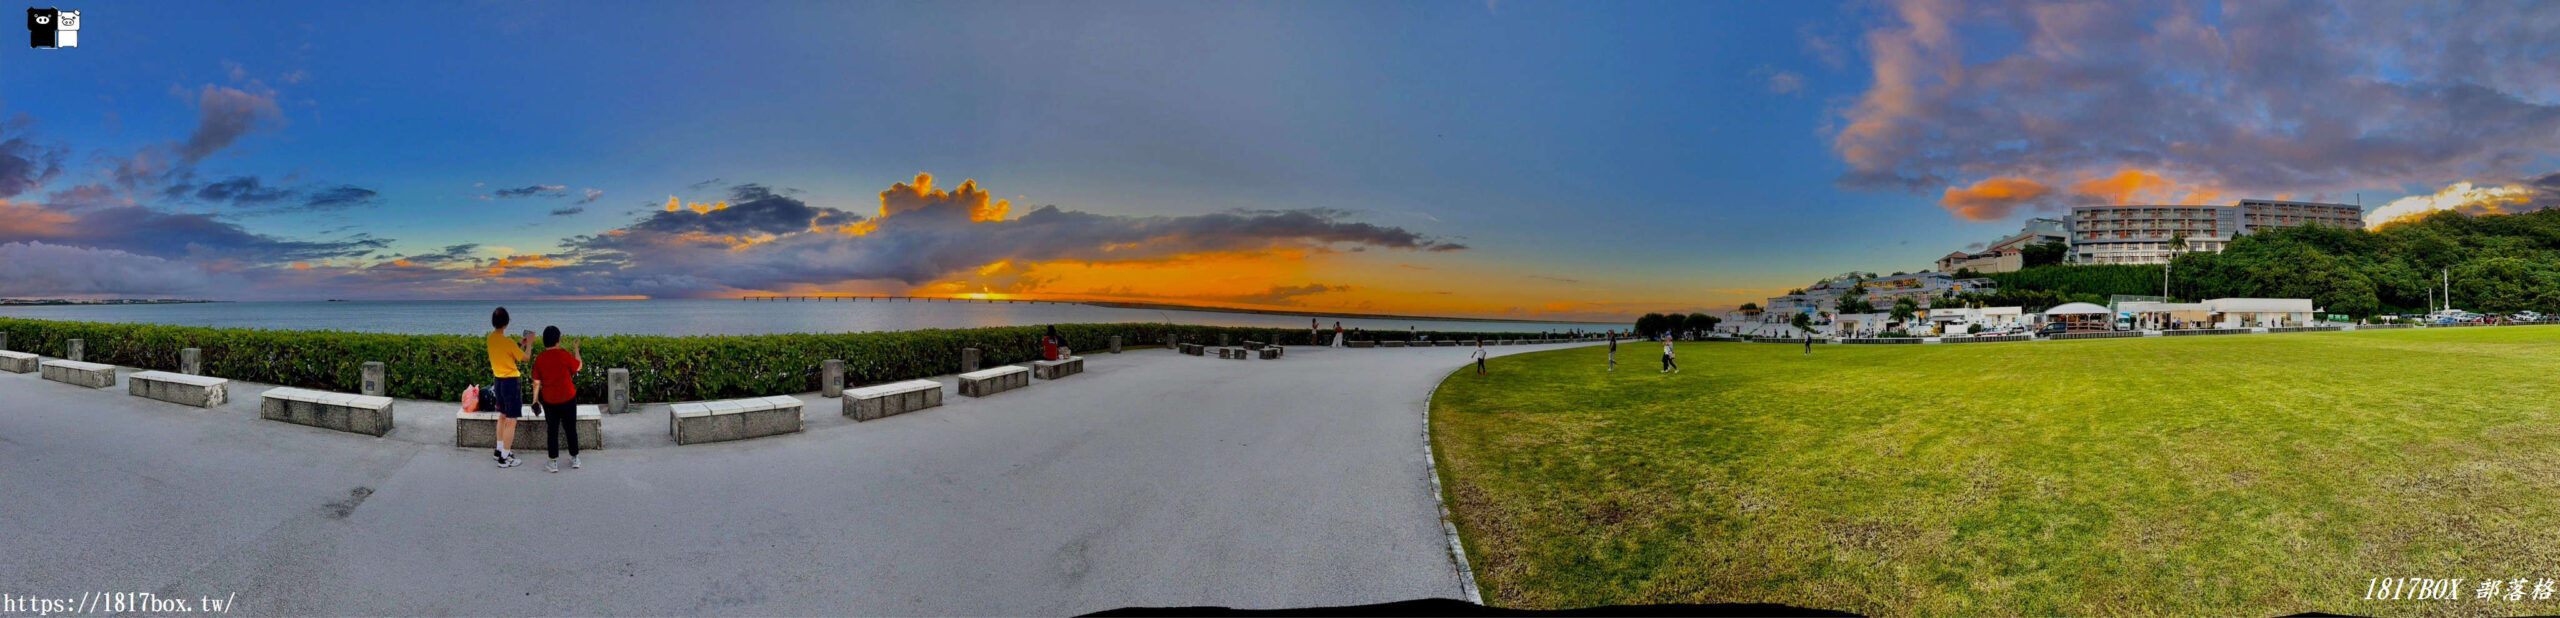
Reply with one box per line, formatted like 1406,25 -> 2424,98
27,6 -> 75,49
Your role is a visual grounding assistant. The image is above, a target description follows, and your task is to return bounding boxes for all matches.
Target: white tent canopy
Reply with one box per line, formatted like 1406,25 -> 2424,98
2044,302 -> 2111,315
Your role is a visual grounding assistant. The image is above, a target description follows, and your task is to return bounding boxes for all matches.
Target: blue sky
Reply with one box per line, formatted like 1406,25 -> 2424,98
4,1 -> 2556,317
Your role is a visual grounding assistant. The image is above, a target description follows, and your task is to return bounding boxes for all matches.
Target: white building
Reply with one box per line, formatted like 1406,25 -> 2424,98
1926,306 -> 2026,335
2067,199 -> 2363,265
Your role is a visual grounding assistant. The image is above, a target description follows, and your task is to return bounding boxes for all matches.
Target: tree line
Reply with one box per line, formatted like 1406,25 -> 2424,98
1951,209 -> 2560,317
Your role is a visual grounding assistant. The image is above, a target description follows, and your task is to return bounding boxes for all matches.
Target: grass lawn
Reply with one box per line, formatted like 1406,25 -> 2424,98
1430,328 -> 2560,616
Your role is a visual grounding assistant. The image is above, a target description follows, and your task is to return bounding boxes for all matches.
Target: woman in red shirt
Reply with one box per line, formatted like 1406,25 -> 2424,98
530,326 -> 585,473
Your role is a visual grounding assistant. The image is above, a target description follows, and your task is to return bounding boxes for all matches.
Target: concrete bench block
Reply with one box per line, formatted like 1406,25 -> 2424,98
1346,340 -> 1376,348
847,379 -> 943,421
821,359 -> 845,398
40,359 -> 115,389
1257,347 -> 1281,360
1243,341 -> 1267,350
0,350 -> 36,373
1033,356 -> 1084,380
1179,343 -> 1205,356
128,370 -> 228,408
669,396 -> 804,445
259,387 -> 396,436
455,405 -> 603,450
958,366 -> 1030,397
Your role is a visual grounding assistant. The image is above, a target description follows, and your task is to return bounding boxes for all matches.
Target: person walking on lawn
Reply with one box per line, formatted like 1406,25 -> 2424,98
1660,336 -> 1679,374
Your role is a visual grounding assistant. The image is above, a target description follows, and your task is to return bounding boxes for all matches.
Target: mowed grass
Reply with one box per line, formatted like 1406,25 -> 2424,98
1431,328 -> 2560,616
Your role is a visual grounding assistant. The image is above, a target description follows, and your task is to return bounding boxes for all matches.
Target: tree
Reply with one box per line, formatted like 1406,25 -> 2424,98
1889,297 -> 1919,330
1738,302 -> 1760,313
1684,312 -> 1721,335
1789,311 -> 1814,337
2020,239 -> 2070,267
1633,313 -> 1670,338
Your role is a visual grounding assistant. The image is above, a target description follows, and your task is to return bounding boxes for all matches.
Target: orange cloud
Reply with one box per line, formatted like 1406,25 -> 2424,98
2364,181 -> 2541,229
478,253 -> 562,278
1939,177 -> 2052,221
2066,168 -> 2222,205
0,200 -> 75,237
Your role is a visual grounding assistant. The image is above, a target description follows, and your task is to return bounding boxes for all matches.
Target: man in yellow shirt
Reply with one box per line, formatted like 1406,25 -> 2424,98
487,307 -> 536,467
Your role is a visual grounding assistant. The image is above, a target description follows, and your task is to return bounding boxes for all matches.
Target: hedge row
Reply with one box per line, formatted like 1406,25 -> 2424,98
0,318 -> 1550,404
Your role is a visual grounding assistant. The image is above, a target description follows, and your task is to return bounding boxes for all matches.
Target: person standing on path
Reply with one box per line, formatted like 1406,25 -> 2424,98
1471,341 -> 1488,375
530,326 -> 584,473
486,307 -> 535,468
1804,333 -> 1813,355
1607,331 -> 1618,372
1332,321 -> 1345,347
1660,336 -> 1679,373
1311,318 -> 1320,346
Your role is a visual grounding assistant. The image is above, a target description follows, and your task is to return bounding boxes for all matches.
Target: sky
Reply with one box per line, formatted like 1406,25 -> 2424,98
3,0 -> 2557,320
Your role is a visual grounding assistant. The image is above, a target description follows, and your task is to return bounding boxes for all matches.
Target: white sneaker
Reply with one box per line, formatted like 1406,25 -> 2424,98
571,456 -> 583,469
498,455 -> 521,468
546,459 -> 560,473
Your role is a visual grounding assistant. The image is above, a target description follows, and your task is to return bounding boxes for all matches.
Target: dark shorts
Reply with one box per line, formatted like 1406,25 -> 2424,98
492,377 -> 523,419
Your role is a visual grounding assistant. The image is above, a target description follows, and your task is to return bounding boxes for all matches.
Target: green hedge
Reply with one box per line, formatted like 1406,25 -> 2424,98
0,318 -> 1549,404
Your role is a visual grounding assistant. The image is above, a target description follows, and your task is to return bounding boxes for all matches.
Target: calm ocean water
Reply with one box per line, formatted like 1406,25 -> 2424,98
0,299 -> 1616,337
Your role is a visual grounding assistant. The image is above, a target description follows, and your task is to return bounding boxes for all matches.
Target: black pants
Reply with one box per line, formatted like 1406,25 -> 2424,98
1475,358 -> 1485,374
540,396 -> 580,459
1662,354 -> 1677,371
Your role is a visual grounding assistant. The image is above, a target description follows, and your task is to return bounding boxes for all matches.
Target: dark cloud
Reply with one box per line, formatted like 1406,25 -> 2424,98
0,201 -> 389,264
619,184 -> 860,238
1835,0 -> 2560,207
549,206 -> 585,216
545,175 -> 1468,297
0,135 -> 66,199
162,176 -> 379,214
491,184 -> 568,199
176,85 -> 282,163
190,176 -> 294,204
301,185 -> 380,211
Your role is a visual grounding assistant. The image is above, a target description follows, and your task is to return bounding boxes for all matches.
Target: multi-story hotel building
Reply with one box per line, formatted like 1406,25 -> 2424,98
2067,199 -> 2364,265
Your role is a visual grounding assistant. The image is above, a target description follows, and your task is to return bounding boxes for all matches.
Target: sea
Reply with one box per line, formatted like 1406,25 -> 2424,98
0,299 -> 1618,338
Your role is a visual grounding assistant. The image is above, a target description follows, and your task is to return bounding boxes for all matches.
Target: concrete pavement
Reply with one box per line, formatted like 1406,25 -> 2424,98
0,339 -> 1603,615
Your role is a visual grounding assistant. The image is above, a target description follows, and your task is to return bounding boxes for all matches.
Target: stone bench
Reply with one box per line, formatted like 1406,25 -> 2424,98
456,405 -> 602,450
958,365 -> 1031,397
0,350 -> 36,373
669,396 -> 804,445
128,370 -> 229,408
1257,347 -> 1282,360
1435,340 -> 1457,347
261,387 -> 397,436
1033,356 -> 1084,379
1214,347 -> 1241,359
1179,343 -> 1206,356
1346,340 -> 1376,348
40,359 -> 116,389
1268,345 -> 1284,358
1242,341 -> 1267,350
846,379 -> 943,421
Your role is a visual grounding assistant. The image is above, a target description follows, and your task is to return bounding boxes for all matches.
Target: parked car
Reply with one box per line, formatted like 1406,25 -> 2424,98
2514,311 -> 2543,322
2037,322 -> 2067,336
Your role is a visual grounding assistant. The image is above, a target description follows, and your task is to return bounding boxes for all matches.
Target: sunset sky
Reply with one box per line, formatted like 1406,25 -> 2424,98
4,1 -> 2557,321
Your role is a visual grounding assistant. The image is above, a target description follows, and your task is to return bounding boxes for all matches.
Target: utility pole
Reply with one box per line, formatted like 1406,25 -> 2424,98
2443,267 -> 2451,313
